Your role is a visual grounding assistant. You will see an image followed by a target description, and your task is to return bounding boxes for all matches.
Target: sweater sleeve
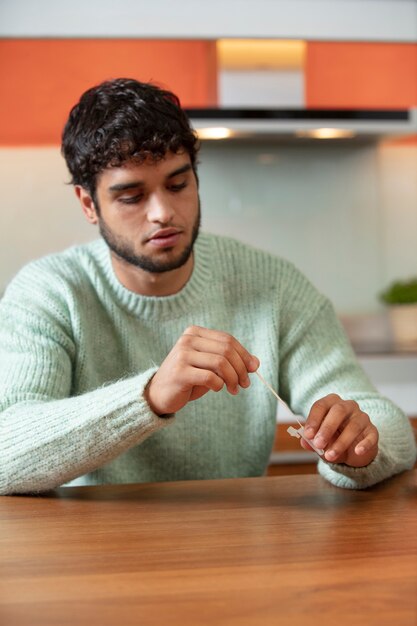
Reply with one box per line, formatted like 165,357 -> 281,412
277,265 -> 417,489
0,273 -> 173,495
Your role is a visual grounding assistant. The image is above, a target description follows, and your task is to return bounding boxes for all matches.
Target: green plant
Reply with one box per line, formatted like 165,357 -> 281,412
379,278 -> 417,305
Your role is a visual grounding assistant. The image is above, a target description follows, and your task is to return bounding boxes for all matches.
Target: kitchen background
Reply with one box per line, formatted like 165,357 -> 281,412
1,0 -> 416,443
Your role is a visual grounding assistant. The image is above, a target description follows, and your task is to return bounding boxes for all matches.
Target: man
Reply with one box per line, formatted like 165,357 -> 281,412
0,78 -> 415,494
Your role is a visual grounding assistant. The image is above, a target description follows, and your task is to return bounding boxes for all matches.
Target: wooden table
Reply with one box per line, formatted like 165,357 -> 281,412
1,471 -> 416,626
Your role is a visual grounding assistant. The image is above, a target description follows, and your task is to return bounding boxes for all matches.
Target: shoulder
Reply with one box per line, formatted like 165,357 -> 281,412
197,232 -> 329,317
1,240 -> 106,318
196,231 -> 308,285
4,240 -> 105,292
197,231 -> 288,268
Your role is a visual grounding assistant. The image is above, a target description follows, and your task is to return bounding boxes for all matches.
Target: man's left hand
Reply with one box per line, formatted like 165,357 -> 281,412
301,394 -> 379,467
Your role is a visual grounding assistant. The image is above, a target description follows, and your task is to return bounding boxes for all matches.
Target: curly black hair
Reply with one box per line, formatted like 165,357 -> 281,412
61,78 -> 199,197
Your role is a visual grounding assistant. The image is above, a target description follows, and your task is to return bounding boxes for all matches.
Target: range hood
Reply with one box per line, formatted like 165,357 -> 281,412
185,108 -> 417,141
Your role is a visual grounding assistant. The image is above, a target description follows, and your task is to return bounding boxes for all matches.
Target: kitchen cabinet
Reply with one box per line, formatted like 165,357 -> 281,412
2,37 -> 415,146
0,39 -> 217,145
305,42 -> 417,109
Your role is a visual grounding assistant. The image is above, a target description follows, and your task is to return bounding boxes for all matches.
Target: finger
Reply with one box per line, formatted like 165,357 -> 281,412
181,334 -> 247,389
323,415 -> 368,462
191,326 -> 260,373
186,349 -> 241,395
299,438 -> 316,453
304,394 -> 342,439
312,400 -> 361,450
354,425 -> 379,456
147,363 -> 225,415
183,364 -> 225,394
189,386 -> 212,402
182,326 -> 259,373
180,330 -> 254,388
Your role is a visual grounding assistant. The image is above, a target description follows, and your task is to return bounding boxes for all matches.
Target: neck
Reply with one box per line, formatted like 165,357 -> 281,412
110,253 -> 194,297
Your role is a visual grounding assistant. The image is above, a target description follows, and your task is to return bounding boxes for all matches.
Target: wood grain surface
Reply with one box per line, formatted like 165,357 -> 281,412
1,471 -> 416,626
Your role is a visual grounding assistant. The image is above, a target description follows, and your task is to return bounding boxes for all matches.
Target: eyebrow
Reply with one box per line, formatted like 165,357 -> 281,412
108,163 -> 192,192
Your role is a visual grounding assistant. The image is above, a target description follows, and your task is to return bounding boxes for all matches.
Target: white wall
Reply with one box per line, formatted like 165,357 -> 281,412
0,148 -> 95,291
1,0 -> 416,41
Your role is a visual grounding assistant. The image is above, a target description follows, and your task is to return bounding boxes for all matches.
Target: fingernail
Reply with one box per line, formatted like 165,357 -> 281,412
326,450 -> 337,461
250,356 -> 259,370
314,436 -> 325,448
304,427 -> 314,438
356,445 -> 366,455
241,378 -> 250,388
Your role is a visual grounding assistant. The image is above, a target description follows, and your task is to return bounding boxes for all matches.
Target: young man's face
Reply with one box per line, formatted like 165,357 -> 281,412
78,151 -> 200,293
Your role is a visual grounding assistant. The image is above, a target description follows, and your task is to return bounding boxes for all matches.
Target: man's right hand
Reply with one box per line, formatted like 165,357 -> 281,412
144,325 -> 259,416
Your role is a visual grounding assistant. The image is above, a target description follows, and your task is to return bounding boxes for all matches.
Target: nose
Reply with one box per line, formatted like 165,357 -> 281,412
146,191 -> 175,224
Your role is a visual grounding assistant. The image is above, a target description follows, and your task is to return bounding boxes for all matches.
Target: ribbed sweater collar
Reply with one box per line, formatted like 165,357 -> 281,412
93,232 -> 214,320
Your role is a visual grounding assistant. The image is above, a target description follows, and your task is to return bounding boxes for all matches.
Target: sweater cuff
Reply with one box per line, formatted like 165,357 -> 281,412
316,444 -> 406,490
135,367 -> 176,424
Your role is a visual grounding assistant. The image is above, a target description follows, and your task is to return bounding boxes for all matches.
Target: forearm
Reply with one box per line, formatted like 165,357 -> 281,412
279,300 -> 417,488
0,368 -> 174,495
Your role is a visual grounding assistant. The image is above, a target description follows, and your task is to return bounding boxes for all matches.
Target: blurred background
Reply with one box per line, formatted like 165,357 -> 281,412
1,0 -> 416,458
0,0 -> 416,312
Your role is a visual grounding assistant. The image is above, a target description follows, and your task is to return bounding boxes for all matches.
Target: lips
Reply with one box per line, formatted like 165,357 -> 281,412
146,228 -> 182,248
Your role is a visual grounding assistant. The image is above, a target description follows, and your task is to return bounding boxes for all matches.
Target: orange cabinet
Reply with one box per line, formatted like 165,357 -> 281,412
0,39 -> 218,145
305,42 -> 417,109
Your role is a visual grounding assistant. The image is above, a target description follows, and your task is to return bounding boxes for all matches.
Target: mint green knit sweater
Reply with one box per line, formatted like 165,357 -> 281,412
0,233 -> 415,493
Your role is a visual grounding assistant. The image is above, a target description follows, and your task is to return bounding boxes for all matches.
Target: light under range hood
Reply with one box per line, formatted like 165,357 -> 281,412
185,108 -> 417,141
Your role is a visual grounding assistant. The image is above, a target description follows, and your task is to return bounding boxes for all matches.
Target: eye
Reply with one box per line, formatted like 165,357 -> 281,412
169,182 -> 187,192
118,194 -> 143,205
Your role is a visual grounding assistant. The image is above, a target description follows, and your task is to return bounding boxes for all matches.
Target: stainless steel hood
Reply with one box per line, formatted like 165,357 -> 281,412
185,108 -> 417,141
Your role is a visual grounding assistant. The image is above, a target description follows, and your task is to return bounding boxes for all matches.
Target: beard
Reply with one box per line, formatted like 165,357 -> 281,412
98,201 -> 201,274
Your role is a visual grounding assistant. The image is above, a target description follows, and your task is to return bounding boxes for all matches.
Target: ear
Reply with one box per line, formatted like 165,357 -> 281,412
75,186 -> 99,225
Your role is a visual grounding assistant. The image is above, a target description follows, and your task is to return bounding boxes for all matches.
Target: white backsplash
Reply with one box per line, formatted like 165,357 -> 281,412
198,140 -> 417,314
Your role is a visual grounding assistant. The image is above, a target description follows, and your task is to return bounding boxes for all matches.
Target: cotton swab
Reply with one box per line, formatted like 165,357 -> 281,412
255,370 -> 303,428
254,370 -> 325,457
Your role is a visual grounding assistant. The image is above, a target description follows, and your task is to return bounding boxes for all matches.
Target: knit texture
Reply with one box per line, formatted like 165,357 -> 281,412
0,233 -> 415,493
